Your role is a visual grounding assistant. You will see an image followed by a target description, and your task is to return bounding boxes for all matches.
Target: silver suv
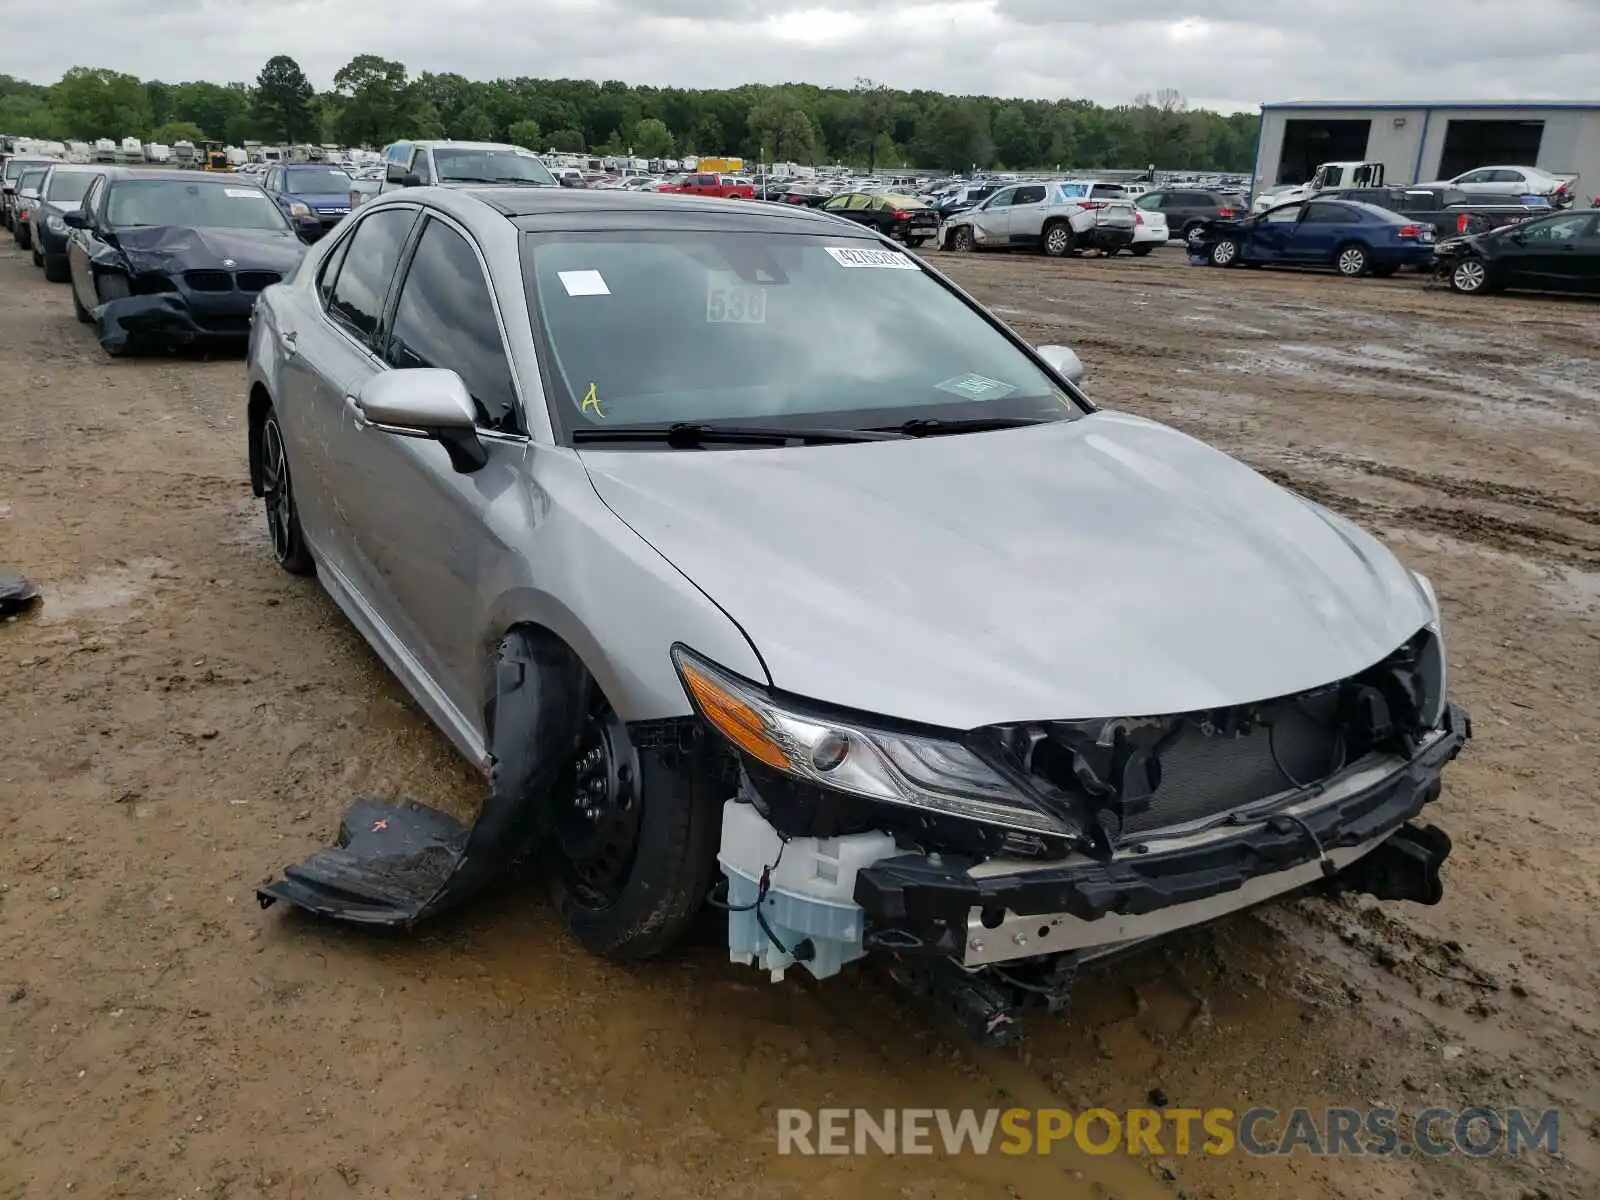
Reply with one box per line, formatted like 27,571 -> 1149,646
249,186 -> 1466,1043
941,180 -> 1137,256
378,139 -> 558,195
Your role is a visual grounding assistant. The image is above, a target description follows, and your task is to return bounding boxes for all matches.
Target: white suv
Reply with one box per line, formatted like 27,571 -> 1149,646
940,180 -> 1136,257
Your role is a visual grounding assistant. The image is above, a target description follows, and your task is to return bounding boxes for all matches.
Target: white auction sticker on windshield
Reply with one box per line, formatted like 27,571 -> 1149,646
935,373 -> 1017,401
224,188 -> 264,198
558,269 -> 610,297
824,246 -> 920,270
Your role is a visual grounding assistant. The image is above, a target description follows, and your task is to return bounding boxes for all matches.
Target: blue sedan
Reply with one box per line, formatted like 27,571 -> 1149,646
1194,199 -> 1436,277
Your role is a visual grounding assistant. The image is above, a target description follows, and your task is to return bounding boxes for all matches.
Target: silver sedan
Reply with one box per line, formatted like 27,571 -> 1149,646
247,187 -> 1467,1039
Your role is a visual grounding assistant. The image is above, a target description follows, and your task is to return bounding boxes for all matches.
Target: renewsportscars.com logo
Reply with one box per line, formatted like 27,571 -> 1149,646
776,1106 -> 1561,1158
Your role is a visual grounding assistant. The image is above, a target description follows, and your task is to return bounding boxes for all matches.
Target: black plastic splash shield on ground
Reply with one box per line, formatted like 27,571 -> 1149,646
257,629 -> 586,927
0,571 -> 41,618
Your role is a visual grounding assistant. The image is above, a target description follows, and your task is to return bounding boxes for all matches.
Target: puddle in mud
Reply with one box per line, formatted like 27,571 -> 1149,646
1224,342 -> 1599,430
38,556 -> 171,623
1545,565 -> 1600,613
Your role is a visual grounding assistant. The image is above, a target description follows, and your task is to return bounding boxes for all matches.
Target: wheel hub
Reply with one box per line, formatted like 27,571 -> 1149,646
556,707 -> 642,905
262,420 -> 292,560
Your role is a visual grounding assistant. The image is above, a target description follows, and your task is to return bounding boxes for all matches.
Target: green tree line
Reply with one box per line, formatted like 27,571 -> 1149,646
1,59 -> 1259,173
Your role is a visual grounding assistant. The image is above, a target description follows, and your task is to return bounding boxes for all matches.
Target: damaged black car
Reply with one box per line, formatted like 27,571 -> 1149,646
64,168 -> 308,356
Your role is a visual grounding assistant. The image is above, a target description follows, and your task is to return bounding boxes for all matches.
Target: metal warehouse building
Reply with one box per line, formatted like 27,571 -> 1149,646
1252,101 -> 1600,192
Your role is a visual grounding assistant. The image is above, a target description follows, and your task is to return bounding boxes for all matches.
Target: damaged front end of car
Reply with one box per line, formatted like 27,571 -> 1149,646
682,620 -> 1468,1046
85,227 -> 294,354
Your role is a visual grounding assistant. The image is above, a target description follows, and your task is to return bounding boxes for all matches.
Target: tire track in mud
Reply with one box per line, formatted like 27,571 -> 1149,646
1256,467 -> 1600,569
1301,456 -> 1600,526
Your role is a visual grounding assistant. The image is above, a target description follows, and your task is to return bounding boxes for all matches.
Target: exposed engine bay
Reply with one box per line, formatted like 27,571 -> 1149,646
707,629 -> 1466,1043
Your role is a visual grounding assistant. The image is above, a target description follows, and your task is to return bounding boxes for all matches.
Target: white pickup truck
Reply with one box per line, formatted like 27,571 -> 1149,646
1252,161 -> 1385,212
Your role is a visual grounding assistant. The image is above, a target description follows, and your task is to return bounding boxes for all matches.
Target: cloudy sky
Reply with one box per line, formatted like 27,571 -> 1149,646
6,0 -> 1600,112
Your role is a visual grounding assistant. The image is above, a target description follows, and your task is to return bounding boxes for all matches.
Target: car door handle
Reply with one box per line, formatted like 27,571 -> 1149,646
280,329 -> 298,356
342,394 -> 366,425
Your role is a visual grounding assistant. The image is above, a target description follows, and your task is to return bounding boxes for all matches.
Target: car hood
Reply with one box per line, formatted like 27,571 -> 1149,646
580,412 -> 1434,730
112,225 -> 306,275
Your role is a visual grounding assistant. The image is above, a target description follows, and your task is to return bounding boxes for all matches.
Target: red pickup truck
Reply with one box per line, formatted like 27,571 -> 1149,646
657,172 -> 754,200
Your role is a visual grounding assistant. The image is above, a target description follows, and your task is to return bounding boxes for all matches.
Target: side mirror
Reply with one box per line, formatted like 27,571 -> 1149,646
402,171 -> 424,188
355,369 -> 488,473
385,162 -> 409,184
1036,344 -> 1085,384
62,209 -> 89,230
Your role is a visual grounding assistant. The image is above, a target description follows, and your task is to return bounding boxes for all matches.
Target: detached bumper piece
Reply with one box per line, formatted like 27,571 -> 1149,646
856,706 -> 1468,958
258,629 -> 585,927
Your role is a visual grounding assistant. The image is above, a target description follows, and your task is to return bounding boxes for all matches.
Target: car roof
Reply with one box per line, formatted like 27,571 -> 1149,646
43,163 -> 105,174
90,167 -> 264,185
408,141 -> 536,153
473,188 -> 883,235
382,185 -> 884,237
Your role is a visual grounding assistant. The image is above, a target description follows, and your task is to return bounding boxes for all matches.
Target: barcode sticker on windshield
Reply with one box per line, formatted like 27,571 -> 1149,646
706,274 -> 767,324
935,373 -> 1016,401
824,246 -> 919,270
224,188 -> 263,198
558,269 -> 610,297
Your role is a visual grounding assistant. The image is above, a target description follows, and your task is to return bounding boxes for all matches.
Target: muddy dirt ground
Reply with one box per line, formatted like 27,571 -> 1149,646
1,238 -> 1596,1200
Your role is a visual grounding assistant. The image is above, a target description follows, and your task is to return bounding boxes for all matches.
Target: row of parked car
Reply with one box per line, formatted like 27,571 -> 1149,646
1186,185 -> 1600,297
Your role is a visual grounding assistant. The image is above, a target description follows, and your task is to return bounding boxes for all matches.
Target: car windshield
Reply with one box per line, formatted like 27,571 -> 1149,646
522,231 -> 1077,437
434,149 -> 556,186
285,168 -> 352,194
106,180 -> 290,231
5,159 -> 49,183
45,172 -> 95,202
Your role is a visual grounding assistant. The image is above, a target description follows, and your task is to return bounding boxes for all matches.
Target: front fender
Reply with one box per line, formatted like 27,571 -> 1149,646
480,447 -> 769,725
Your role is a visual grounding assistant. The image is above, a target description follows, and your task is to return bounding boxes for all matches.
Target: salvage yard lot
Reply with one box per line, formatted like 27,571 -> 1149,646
2,240 -> 1597,1200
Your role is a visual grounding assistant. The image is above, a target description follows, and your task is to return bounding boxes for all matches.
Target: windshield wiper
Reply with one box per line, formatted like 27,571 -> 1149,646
571,422 -> 901,448
889,416 -> 1051,437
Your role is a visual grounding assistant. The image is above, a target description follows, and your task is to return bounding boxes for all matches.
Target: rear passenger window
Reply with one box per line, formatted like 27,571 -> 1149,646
385,218 -> 519,432
1304,203 -> 1352,223
328,208 -> 417,341
1013,185 -> 1046,205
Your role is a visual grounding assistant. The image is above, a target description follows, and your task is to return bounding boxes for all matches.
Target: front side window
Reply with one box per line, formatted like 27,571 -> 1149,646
1264,204 -> 1304,224
1136,193 -> 1163,211
432,148 -> 556,187
983,187 -> 1016,209
327,207 -> 417,340
1013,185 -> 1047,205
523,231 -> 1077,438
386,219 -> 519,432
1520,213 -> 1594,242
105,181 -> 290,231
18,170 -> 45,194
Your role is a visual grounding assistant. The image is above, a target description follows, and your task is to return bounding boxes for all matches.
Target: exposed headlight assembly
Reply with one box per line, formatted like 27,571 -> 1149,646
671,646 -> 1073,838
1410,571 -> 1448,729
46,214 -> 65,233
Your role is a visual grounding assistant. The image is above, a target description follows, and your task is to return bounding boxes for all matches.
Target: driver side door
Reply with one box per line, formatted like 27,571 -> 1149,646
1513,213 -> 1599,290
1247,204 -> 1305,260
970,186 -> 1015,244
336,213 -> 529,724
